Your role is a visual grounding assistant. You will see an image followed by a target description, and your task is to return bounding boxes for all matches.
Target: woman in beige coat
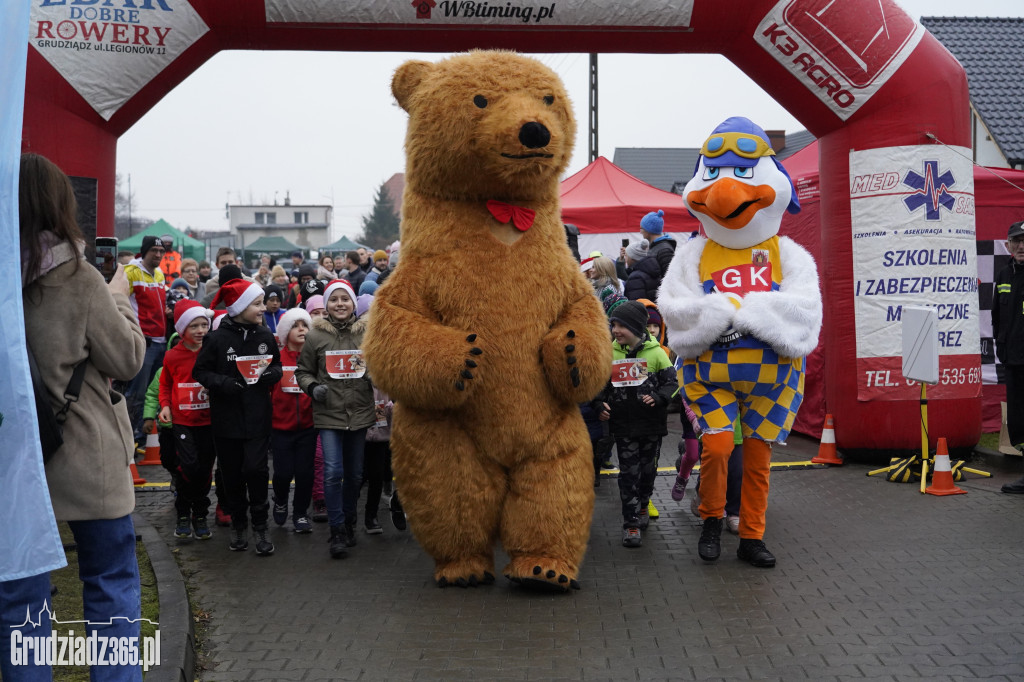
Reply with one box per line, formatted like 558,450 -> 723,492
3,154 -> 146,681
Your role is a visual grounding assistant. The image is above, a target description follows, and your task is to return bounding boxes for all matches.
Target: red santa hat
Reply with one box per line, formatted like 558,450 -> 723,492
173,300 -> 214,336
211,279 -> 264,317
211,310 -> 228,331
323,279 -> 356,306
579,257 -> 595,273
276,307 -> 312,345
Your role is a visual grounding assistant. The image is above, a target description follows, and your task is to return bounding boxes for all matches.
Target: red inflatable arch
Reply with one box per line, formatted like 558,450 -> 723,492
23,0 -> 980,451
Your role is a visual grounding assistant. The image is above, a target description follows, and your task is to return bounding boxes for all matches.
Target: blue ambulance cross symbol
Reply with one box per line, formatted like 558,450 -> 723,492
903,160 -> 955,221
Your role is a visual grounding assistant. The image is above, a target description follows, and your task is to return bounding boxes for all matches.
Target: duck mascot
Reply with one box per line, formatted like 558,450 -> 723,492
659,116 -> 822,568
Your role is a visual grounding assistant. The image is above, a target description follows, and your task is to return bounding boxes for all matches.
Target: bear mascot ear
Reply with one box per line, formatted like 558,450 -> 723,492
392,60 -> 432,113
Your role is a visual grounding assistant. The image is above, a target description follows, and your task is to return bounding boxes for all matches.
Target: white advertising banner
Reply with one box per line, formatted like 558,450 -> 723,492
849,144 -> 980,401
754,0 -> 924,121
266,0 -> 694,27
29,0 -> 209,121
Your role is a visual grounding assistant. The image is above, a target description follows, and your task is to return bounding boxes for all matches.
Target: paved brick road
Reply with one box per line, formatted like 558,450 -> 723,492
134,431 -> 1024,681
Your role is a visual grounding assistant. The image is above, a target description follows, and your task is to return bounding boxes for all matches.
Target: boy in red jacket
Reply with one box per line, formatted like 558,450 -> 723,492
271,308 -> 317,533
160,300 -> 216,540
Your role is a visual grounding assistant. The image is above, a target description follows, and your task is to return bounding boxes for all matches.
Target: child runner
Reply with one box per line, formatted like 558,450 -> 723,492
193,279 -> 282,555
598,301 -> 677,548
160,301 -> 217,540
271,307 -> 317,534
263,284 -> 284,332
295,279 -> 375,558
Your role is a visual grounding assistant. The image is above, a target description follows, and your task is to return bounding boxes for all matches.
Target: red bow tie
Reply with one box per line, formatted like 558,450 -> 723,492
486,200 -> 536,232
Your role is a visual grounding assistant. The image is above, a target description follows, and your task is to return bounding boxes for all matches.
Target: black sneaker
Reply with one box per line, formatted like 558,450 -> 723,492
192,516 -> 212,540
364,517 -> 383,535
229,527 -> 248,552
622,526 -> 642,548
253,526 -> 275,556
698,517 -> 723,562
272,500 -> 288,526
390,492 -> 407,531
343,522 -> 357,547
328,526 -> 347,558
737,539 -> 776,568
174,516 -> 192,539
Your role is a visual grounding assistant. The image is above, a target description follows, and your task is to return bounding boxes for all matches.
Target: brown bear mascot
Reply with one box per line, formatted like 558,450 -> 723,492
362,51 -> 612,591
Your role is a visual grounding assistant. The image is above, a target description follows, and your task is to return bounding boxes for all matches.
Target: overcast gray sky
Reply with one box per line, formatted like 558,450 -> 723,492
115,0 -> 1022,242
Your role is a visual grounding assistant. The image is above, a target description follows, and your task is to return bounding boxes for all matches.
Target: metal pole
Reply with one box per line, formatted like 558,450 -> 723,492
588,53 -> 598,163
127,173 -> 132,235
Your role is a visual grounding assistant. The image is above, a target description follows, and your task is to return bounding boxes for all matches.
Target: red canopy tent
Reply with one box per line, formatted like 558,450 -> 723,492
560,156 -> 699,257
778,141 -> 1024,436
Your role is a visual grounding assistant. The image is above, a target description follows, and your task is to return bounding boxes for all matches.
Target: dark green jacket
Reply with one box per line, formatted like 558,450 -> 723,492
295,314 -> 375,431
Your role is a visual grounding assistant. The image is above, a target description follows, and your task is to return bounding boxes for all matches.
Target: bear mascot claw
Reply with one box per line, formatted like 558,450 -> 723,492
659,116 -> 822,569
362,51 -> 612,591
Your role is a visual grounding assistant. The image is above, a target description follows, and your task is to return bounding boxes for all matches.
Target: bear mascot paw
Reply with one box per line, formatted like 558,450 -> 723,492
362,51 -> 612,592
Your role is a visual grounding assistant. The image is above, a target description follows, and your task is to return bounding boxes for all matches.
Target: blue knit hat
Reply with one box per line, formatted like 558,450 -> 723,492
641,209 -> 665,235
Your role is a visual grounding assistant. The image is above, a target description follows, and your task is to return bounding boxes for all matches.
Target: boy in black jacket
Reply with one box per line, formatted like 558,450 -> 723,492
194,280 -> 282,555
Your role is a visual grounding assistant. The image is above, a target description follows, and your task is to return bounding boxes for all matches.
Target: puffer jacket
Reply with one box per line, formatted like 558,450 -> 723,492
599,336 -> 678,439
294,313 -> 375,431
192,315 -> 282,439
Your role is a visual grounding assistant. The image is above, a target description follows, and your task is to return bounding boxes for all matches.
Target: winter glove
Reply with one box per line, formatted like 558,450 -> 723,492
222,378 -> 246,396
310,384 -> 329,402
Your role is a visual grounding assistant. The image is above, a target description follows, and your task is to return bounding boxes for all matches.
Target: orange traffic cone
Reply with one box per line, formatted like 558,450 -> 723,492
130,462 -> 147,486
925,438 -> 966,496
811,414 -> 843,465
137,424 -> 162,466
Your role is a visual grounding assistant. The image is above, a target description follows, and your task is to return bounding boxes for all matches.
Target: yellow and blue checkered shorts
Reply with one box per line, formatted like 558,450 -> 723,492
681,346 -> 804,443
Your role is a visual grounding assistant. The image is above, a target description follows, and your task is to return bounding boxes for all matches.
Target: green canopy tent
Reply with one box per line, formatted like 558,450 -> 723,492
241,235 -> 302,260
318,235 -> 367,254
120,219 -> 206,262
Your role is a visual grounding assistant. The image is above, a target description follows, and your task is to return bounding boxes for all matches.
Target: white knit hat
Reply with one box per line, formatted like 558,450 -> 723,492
276,307 -> 312,345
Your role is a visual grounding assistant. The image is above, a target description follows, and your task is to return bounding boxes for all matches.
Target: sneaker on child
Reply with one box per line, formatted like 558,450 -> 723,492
312,499 -> 328,523
229,527 -> 248,551
272,501 -> 287,526
671,474 -> 688,502
725,515 -> 740,534
293,517 -> 313,534
621,526 -> 642,548
174,516 -> 192,539
192,516 -> 211,540
364,517 -> 383,534
253,526 -> 274,556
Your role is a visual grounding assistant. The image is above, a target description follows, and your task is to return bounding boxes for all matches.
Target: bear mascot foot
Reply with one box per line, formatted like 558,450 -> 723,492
434,557 -> 496,588
504,557 -> 581,593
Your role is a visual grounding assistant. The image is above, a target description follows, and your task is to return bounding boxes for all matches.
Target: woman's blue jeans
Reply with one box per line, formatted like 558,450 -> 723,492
0,515 -> 142,681
319,428 -> 366,528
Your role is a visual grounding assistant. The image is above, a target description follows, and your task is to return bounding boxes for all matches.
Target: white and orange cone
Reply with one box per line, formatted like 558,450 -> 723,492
130,462 -> 147,486
137,423 -> 162,466
811,414 -> 843,465
925,438 -> 966,496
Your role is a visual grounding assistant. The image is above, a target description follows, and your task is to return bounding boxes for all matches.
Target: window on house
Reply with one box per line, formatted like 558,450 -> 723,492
294,211 -> 309,224
266,212 -> 277,224
255,212 -> 265,224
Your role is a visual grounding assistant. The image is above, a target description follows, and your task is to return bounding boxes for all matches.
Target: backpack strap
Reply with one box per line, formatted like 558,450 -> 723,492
55,359 -> 88,426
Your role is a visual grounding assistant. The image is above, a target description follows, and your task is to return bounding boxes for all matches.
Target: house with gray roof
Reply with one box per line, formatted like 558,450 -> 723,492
921,16 -> 1024,169
613,129 -> 816,194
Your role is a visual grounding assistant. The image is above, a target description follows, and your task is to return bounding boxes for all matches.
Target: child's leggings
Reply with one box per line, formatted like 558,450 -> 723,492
615,435 -> 661,524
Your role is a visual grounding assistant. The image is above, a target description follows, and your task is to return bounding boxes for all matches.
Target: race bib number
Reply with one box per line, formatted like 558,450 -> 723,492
177,382 -> 209,411
374,399 -> 388,428
325,350 -> 367,379
236,354 -> 273,384
611,358 -> 649,387
281,366 -> 302,394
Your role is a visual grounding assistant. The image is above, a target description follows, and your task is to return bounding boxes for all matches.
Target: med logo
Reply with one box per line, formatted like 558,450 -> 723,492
903,160 -> 955,221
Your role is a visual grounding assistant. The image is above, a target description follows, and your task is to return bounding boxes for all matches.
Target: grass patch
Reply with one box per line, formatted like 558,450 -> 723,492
977,432 -> 1000,451
49,522 -> 159,681
172,551 -> 212,676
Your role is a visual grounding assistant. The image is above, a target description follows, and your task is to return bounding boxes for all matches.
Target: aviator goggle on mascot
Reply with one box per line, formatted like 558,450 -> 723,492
659,117 -> 822,568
